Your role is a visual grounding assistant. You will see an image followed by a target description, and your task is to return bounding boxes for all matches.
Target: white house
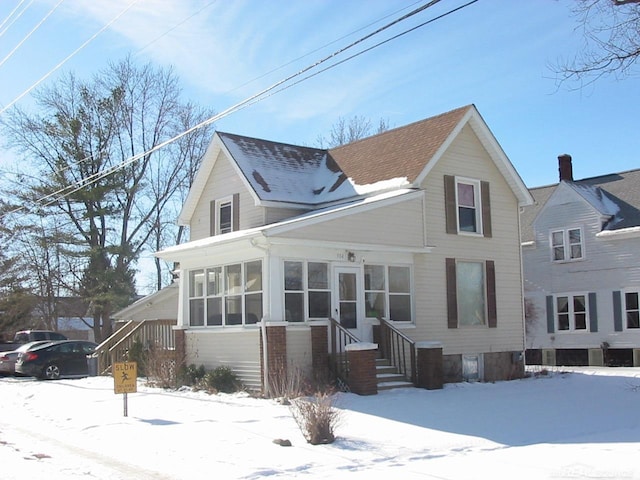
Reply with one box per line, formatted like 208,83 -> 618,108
155,105 -> 533,392
522,155 -> 640,366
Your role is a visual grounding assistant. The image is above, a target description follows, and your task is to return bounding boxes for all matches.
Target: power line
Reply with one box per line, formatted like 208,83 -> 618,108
0,0 -> 64,69
0,0 -> 139,115
0,0 -> 34,37
3,0 -> 473,220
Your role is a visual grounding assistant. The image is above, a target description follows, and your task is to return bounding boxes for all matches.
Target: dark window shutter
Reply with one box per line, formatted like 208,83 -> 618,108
588,292 -> 598,332
613,290 -> 623,332
210,200 -> 216,236
486,260 -> 497,328
444,175 -> 457,234
232,193 -> 240,232
446,258 -> 458,328
481,181 -> 492,238
546,295 -> 555,333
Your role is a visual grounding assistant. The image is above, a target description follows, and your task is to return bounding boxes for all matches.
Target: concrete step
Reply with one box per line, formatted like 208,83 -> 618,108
375,359 -> 414,390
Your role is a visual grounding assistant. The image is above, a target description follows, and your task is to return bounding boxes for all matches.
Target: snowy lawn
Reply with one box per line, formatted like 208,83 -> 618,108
1,367 -> 640,479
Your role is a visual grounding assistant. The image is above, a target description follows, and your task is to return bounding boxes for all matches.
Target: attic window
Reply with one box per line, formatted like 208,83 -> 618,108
210,194 -> 239,236
550,228 -> 583,262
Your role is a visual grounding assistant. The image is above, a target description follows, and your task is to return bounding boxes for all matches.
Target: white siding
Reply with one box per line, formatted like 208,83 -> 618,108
280,196 -> 425,247
189,151 -> 264,241
185,329 -> 261,390
412,125 -> 525,355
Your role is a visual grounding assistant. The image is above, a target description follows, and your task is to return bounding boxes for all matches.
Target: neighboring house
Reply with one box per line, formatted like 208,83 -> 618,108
113,282 -> 179,324
522,155 -> 640,367
156,105 -> 533,392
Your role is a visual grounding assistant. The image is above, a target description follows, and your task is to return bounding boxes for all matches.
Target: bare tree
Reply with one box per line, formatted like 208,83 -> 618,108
556,0 -> 640,86
316,115 -> 390,148
1,57 -> 213,341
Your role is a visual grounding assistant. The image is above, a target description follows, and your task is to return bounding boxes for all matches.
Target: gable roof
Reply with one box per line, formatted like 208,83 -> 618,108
179,104 -> 532,224
521,168 -> 640,242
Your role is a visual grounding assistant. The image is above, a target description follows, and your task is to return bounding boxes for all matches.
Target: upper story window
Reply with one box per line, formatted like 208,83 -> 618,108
364,264 -> 413,322
188,260 -> 262,327
457,180 -> 480,233
218,199 -> 232,234
550,227 -> 583,262
210,193 -> 239,236
444,175 -> 492,237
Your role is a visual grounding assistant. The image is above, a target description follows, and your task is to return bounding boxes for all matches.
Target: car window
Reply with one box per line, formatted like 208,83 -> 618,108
57,343 -> 74,353
32,332 -> 46,341
81,344 -> 96,354
49,333 -> 67,340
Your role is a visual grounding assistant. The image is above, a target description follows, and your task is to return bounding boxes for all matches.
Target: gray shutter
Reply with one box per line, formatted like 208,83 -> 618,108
481,181 -> 492,238
444,175 -> 457,234
232,193 -> 240,232
613,290 -> 623,332
446,258 -> 458,328
486,260 -> 497,328
209,200 -> 216,236
546,295 -> 555,333
588,292 -> 598,332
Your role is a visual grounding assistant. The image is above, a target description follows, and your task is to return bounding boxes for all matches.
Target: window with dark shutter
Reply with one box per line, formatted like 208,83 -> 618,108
444,175 -> 491,237
486,260 -> 496,328
613,290 -> 623,332
546,295 -> 555,333
209,200 -> 216,237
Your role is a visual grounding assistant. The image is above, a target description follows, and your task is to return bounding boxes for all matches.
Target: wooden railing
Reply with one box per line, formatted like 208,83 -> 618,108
95,319 -> 177,375
378,317 -> 416,384
328,318 -> 360,389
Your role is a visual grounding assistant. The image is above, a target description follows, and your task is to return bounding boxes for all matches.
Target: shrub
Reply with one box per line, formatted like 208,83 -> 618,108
290,391 -> 340,445
204,366 -> 240,393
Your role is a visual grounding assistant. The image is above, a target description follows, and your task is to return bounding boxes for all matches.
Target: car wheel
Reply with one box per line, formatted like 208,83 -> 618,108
43,363 -> 61,380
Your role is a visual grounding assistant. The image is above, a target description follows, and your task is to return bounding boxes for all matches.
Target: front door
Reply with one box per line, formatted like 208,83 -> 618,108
334,266 -> 368,341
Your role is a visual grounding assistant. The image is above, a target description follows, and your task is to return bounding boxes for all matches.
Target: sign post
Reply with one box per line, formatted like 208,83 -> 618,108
113,362 -> 137,417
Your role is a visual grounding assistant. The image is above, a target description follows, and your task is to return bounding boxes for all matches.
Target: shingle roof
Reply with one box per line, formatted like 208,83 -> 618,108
217,105 -> 473,206
327,105 -> 472,185
521,168 -> 640,241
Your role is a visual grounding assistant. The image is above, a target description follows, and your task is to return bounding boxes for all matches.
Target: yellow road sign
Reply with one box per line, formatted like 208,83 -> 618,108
113,362 -> 137,394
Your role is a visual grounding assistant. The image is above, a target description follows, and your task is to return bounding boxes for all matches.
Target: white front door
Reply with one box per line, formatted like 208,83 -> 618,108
333,266 -> 369,341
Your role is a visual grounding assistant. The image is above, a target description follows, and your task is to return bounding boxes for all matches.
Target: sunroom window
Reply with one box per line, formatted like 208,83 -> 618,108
188,261 -> 262,327
284,261 -> 330,322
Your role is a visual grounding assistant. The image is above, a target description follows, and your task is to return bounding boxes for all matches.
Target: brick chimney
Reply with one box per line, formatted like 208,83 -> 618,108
558,154 -> 573,182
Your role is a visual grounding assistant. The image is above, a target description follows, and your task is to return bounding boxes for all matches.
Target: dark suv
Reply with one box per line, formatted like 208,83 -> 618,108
13,330 -> 68,343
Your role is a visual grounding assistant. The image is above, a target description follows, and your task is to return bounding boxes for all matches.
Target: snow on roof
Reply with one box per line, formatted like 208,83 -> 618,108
567,182 -> 620,217
219,133 -> 360,205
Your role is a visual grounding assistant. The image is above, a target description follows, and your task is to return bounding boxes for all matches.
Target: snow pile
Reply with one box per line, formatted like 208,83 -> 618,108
1,367 -> 640,479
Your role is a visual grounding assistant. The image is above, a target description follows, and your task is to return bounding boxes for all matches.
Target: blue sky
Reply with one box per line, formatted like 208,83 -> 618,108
0,0 -> 638,189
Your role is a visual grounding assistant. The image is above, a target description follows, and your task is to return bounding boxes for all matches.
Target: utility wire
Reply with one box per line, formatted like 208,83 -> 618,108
0,0 -> 34,37
0,0 -> 139,115
133,0 -> 218,56
8,0 -> 446,215
5,0 -> 473,218
0,0 -> 64,69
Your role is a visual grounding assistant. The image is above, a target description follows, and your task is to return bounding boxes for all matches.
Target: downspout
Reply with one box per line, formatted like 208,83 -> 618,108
518,206 -> 527,356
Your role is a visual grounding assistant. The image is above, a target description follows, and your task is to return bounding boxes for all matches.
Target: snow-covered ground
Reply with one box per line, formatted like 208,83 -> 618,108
1,367 -> 640,479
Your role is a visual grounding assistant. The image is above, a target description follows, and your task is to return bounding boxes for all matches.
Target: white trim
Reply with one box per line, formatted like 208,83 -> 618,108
454,176 -> 483,236
549,226 -> 584,263
552,292 -> 591,333
596,226 -> 640,240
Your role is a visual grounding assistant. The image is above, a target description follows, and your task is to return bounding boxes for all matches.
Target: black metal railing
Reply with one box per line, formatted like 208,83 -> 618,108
378,317 -> 416,384
328,317 -> 360,389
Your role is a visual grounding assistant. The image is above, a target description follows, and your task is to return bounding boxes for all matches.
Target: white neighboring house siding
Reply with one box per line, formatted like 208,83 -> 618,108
189,151 -> 264,241
524,187 -> 640,350
413,125 -> 525,355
